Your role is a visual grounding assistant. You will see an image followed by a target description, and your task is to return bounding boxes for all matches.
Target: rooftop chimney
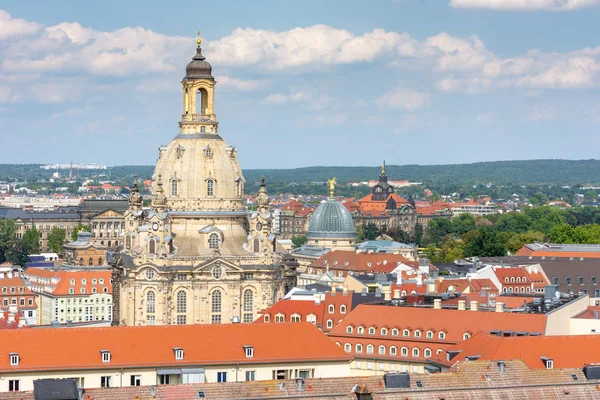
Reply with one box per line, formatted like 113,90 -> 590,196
495,302 -> 504,313
470,300 -> 478,312
433,299 -> 442,310
7,313 -> 15,323
498,361 -> 505,374
458,300 -> 466,311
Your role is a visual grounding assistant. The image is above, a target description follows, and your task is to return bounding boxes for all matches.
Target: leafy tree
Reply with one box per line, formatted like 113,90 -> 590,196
413,223 -> 423,246
387,228 -> 411,243
547,223 -> 574,243
0,220 -> 17,263
585,190 -> 598,201
47,228 -> 66,253
463,227 -> 508,257
357,223 -> 379,242
438,236 -> 465,263
425,218 -> 453,245
71,224 -> 91,241
452,213 -> 476,235
5,239 -> 29,267
291,235 -> 307,248
507,231 -> 545,254
22,227 -> 41,254
494,213 -> 532,234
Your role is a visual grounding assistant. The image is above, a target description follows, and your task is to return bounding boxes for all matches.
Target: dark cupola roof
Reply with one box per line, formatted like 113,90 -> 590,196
186,34 -> 213,79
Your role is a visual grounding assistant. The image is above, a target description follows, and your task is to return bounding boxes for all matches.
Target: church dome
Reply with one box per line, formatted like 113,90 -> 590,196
186,47 -> 212,78
307,199 -> 356,239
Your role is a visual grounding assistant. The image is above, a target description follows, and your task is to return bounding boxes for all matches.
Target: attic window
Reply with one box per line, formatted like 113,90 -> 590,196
9,353 -> 19,366
541,356 -> 553,369
174,348 -> 184,360
243,345 -> 254,358
100,350 -> 111,363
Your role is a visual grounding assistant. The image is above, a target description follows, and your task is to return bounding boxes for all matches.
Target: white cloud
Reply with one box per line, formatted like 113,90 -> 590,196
0,10 -> 41,40
450,0 -> 600,11
377,86 -> 429,111
216,75 -> 265,91
263,93 -> 289,104
526,105 -> 556,121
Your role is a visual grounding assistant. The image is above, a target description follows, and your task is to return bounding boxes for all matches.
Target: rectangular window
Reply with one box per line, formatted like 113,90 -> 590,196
101,376 -> 111,388
147,315 -> 155,325
273,370 -> 289,380
10,355 -> 19,366
176,315 -> 186,325
130,375 -> 141,386
566,277 -> 571,285
243,313 -> 253,323
579,276 -> 584,285
298,369 -> 313,379
217,372 -> 227,383
593,276 -> 597,285
553,277 -> 559,285
8,380 -> 19,392
245,371 -> 256,381
159,375 -> 170,385
211,315 -> 221,324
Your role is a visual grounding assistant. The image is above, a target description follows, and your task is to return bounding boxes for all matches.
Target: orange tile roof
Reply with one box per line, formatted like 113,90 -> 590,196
25,268 -> 112,296
257,299 -> 324,324
329,304 -> 547,343
310,251 -> 411,274
573,306 -> 600,319
0,323 -> 350,373
430,333 -> 600,369
0,276 -> 34,296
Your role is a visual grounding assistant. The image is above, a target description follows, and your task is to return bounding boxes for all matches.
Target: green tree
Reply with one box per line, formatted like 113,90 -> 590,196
0,220 -> 17,263
22,227 -> 41,254
357,223 -> 379,242
547,223 -> 574,243
425,218 -> 453,245
71,224 -> 91,241
438,236 -> 465,262
452,213 -> 476,235
291,235 -> 307,248
47,228 -> 66,253
5,239 -> 29,267
463,227 -> 508,257
506,231 -> 545,254
584,190 -> 598,202
413,223 -> 423,246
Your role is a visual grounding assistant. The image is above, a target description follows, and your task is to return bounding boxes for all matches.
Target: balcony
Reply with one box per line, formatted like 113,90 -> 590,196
181,113 -> 216,123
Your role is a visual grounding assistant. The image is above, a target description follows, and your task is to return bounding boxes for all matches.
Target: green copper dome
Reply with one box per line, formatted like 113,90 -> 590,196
307,199 -> 356,239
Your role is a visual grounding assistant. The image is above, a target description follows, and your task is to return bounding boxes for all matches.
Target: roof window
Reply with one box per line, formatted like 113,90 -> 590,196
174,347 -> 184,360
9,353 -> 19,366
541,356 -> 553,369
243,345 -> 254,358
100,350 -> 111,363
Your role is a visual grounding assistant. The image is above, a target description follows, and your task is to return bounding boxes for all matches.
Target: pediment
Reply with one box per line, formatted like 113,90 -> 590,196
93,209 -> 124,218
193,257 -> 244,273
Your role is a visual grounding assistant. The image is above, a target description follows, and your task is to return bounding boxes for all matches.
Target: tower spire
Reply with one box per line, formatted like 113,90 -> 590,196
328,177 -> 336,198
197,30 -> 202,47
381,160 -> 386,176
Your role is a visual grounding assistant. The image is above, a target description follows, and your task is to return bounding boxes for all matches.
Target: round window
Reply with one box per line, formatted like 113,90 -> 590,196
212,265 -> 223,280
145,269 -> 155,280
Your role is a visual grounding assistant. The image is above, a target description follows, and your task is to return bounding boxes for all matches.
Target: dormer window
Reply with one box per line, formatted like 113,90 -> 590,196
101,350 -> 111,363
81,279 -> 86,285
70,279 -> 75,285
9,353 -> 19,366
541,356 -> 553,369
243,345 -> 254,358
174,348 -> 184,360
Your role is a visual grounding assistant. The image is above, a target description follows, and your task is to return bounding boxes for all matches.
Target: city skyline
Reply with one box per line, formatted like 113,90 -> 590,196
1,1 -> 600,168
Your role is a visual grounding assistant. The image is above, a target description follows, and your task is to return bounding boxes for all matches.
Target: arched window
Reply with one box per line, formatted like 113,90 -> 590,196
346,326 -> 353,334
176,291 -> 187,313
357,326 -> 365,334
378,345 -> 386,355
526,287 -> 531,293
391,329 -> 399,337
424,348 -> 432,358
147,291 -> 155,313
291,315 -> 300,322
426,330 -> 433,339
171,180 -> 178,197
403,329 -> 410,337
243,289 -> 253,312
401,347 -> 408,356
149,239 -> 156,254
79,258 -> 83,266
463,333 -> 471,340
207,179 -> 214,196
200,126 -> 206,133
412,348 -> 420,357
381,328 -> 388,336
253,238 -> 260,252
126,235 -> 131,249
275,315 -> 285,323
97,258 -> 103,266
264,315 -> 270,323
209,233 -> 219,249
88,258 -> 93,266
328,305 -> 335,314
438,332 -> 446,340
344,343 -> 352,352
211,290 -> 222,313
368,327 -> 375,335
326,319 -> 333,329
414,330 -> 421,338
510,277 -> 515,283
366,344 -> 374,354
355,344 -> 363,353
505,278 -> 509,283
390,346 -> 397,356
340,305 -> 347,314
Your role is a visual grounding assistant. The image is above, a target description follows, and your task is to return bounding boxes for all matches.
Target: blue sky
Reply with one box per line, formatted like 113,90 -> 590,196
1,0 -> 600,169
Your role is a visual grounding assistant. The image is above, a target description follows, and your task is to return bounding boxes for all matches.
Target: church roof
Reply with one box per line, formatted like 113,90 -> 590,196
307,199 -> 356,239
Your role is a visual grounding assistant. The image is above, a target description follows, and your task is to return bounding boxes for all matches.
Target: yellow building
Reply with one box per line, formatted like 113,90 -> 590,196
0,323 -> 350,392
113,35 -> 296,326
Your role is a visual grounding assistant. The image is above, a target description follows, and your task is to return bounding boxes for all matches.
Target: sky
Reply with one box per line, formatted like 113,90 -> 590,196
1,0 -> 600,169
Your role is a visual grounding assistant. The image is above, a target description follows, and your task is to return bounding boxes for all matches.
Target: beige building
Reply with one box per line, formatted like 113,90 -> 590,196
22,268 -> 113,325
113,37 -> 296,327
0,323 -> 350,392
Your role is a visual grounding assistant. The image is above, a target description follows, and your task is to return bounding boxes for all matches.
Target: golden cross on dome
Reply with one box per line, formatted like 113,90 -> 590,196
197,30 -> 202,47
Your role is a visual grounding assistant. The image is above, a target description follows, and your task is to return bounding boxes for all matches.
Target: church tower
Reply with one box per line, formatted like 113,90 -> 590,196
371,161 -> 393,201
115,33 -> 289,327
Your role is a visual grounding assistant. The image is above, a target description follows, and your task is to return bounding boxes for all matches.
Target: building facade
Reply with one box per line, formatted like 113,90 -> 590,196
112,37 -> 295,327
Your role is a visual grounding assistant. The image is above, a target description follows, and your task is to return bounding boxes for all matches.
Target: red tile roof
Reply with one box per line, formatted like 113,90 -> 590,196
309,251 -> 411,274
24,268 -> 112,296
0,323 -> 350,373
256,299 -> 324,325
329,304 -> 547,343
430,333 -> 600,369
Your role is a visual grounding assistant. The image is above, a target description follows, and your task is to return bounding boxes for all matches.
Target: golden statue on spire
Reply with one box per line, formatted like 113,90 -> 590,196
197,30 -> 202,47
381,160 -> 386,175
328,177 -> 336,197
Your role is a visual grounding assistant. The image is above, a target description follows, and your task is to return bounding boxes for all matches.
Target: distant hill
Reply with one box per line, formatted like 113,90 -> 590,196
1,159 -> 600,186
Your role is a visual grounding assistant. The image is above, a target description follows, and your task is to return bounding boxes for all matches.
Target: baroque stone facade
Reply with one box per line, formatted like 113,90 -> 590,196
112,37 -> 295,327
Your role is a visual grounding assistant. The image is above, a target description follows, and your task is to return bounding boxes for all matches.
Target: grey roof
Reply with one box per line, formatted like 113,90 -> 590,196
34,379 -> 79,400
82,199 -> 129,212
357,240 -> 416,252
0,207 -> 81,221
292,245 -> 331,258
307,199 -> 356,239
66,231 -> 96,247
524,242 -> 600,253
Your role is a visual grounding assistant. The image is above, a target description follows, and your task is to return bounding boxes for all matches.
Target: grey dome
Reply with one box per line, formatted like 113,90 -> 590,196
307,199 -> 356,239
186,47 -> 212,78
